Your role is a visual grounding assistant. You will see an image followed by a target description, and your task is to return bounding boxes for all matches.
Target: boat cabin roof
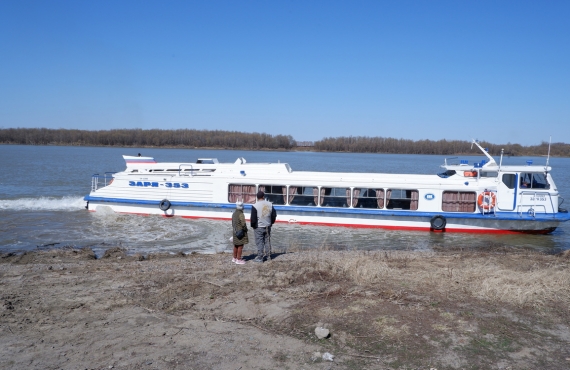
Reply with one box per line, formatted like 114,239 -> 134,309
441,163 -> 551,173
440,140 -> 551,173
122,139 -> 553,179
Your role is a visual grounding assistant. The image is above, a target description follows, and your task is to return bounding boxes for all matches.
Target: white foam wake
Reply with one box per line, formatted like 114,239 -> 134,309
0,196 -> 87,211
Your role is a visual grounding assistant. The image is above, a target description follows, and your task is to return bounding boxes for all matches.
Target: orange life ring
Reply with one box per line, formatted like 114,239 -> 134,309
477,191 -> 496,210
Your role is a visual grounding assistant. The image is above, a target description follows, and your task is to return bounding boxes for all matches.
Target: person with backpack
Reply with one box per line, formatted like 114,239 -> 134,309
231,201 -> 248,265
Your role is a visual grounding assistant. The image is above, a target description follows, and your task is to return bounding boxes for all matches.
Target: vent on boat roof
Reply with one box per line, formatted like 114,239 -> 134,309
196,158 -> 219,164
123,155 -> 156,164
473,160 -> 486,168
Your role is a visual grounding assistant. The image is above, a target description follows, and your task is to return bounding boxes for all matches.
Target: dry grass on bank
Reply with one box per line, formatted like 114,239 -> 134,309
295,248 -> 570,311
1,246 -> 570,369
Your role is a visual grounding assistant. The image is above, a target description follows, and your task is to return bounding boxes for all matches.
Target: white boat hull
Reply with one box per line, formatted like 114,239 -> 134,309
84,148 -> 570,234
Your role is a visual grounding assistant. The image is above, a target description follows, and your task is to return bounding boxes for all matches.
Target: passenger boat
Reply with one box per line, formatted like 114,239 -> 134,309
84,140 -> 570,234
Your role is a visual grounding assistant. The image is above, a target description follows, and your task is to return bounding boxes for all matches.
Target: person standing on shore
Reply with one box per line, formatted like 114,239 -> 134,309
231,201 -> 248,265
250,191 -> 277,262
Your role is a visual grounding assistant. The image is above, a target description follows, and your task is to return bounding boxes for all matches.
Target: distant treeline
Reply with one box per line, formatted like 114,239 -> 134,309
0,128 -> 296,150
315,136 -> 570,157
1,128 -> 569,156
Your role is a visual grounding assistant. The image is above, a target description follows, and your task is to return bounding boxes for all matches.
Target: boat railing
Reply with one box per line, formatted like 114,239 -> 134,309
517,190 -> 555,216
91,172 -> 116,192
178,164 -> 194,176
480,204 -> 497,216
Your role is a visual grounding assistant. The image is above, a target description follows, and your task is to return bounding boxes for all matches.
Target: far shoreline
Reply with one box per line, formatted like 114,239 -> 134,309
2,142 -> 568,157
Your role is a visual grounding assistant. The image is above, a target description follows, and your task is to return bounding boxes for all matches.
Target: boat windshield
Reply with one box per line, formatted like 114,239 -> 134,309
520,172 -> 550,189
437,170 -> 456,178
480,171 -> 498,178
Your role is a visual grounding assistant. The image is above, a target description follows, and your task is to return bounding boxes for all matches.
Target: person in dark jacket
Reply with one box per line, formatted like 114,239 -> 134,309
250,191 -> 277,262
232,201 -> 249,264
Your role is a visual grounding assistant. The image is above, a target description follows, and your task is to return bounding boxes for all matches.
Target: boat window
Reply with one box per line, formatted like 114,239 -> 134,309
442,191 -> 476,212
287,186 -> 318,206
437,170 -> 456,178
320,187 -> 350,208
520,173 -> 550,189
502,174 -> 516,189
228,184 -> 256,203
386,189 -> 419,210
354,188 -> 385,209
258,185 -> 286,205
480,171 -> 498,178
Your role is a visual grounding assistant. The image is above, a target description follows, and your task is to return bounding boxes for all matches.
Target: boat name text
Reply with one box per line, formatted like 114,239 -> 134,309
129,181 -> 189,188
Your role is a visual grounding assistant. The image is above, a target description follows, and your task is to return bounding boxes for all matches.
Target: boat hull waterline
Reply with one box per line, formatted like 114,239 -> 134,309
87,201 -> 561,234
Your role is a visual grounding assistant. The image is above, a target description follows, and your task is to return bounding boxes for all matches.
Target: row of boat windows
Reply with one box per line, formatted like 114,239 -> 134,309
228,184 -> 478,212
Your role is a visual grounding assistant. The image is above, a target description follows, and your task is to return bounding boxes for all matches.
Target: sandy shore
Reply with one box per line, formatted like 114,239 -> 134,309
1,246 -> 569,369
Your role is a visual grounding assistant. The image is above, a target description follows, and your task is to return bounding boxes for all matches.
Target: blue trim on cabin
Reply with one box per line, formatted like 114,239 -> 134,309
514,173 -> 518,210
84,195 -> 570,222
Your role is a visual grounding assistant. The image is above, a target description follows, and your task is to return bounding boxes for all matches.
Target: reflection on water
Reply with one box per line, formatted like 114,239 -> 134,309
272,222 -> 568,253
1,145 -> 569,255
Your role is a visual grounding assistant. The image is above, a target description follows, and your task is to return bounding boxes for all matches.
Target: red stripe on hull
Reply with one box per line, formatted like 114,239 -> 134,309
89,209 -> 553,234
180,215 -> 231,221
174,215 -> 541,234
282,220 -> 523,234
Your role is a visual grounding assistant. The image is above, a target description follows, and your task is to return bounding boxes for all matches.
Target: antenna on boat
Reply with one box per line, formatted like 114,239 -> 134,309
545,136 -> 552,170
499,148 -> 504,171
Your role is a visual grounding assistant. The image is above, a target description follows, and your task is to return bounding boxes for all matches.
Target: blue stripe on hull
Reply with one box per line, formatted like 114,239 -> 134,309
84,195 -> 570,224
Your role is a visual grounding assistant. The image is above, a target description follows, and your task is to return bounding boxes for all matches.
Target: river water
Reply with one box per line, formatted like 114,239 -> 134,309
1,145 -> 569,257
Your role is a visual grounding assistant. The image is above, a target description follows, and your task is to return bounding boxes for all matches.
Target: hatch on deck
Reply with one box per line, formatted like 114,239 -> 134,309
196,158 -> 219,164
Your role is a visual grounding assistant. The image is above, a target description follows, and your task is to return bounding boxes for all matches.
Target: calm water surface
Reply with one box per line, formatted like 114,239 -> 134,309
1,145 -> 569,256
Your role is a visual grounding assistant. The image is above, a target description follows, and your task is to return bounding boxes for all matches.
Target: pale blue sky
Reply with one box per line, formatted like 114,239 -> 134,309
1,1 -> 569,145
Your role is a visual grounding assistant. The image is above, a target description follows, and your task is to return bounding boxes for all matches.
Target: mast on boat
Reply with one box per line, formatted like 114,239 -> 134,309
471,139 -> 497,167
